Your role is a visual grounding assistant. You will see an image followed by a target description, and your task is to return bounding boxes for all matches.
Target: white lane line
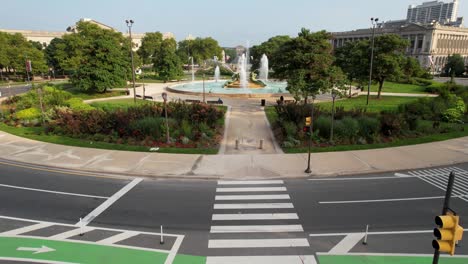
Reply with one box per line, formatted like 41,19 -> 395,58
1,222 -> 53,236
164,235 -> 184,264
78,178 -> 143,226
309,176 -> 410,181
212,213 -> 298,221
208,238 -> 310,248
316,252 -> 468,258
0,257 -> 79,264
328,233 -> 365,254
210,225 -> 303,233
97,231 -> 139,244
319,195 -> 449,204
309,229 -> 468,237
216,187 -> 287,192
206,255 -> 317,264
0,183 -> 108,199
214,203 -> 294,209
215,194 -> 290,200
49,227 -> 94,239
218,180 -> 284,185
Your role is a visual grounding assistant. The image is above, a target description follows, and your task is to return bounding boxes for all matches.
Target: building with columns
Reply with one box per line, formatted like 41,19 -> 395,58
332,0 -> 467,72
332,22 -> 468,72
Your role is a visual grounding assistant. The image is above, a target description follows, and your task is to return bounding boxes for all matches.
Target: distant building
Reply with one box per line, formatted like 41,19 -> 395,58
332,22 -> 468,72
0,18 -> 175,50
332,0 -> 467,72
407,0 -> 461,25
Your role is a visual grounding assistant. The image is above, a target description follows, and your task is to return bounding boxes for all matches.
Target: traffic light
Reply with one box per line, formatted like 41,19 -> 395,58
433,214 -> 464,255
303,126 -> 310,133
305,117 -> 311,126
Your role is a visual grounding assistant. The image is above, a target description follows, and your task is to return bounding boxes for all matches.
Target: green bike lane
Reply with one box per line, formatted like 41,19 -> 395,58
317,254 -> 468,264
0,236 -> 205,264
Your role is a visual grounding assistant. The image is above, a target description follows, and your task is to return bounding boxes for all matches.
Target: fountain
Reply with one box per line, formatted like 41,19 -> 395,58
259,54 -> 269,81
224,53 -> 266,88
214,66 -> 220,82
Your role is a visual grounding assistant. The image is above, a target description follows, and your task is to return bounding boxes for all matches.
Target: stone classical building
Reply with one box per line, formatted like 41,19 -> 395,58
0,18 -> 175,50
332,22 -> 468,72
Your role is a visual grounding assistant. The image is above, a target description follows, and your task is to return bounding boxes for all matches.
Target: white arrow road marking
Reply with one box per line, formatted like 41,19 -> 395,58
17,246 -> 55,254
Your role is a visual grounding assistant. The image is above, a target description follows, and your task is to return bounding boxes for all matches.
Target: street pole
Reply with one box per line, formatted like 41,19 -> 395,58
330,92 -> 336,143
202,62 -> 206,103
367,17 -> 378,106
162,92 -> 170,144
126,19 -> 137,104
432,172 -> 456,264
305,100 -> 314,173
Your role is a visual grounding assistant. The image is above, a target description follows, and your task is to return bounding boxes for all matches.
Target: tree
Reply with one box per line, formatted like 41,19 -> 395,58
334,41 -> 368,91
0,32 -> 48,78
62,21 -> 133,93
137,32 -> 163,64
444,54 -> 465,80
250,35 -> 291,72
372,34 -> 409,98
402,57 -> 425,82
44,38 -> 68,75
153,39 -> 184,82
177,37 -> 222,65
273,29 -> 335,104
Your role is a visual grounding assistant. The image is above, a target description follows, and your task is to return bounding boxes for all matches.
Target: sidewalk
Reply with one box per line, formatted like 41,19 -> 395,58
0,130 -> 466,179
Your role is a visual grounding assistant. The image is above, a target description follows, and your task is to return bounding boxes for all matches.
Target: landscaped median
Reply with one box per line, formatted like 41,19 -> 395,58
0,85 -> 226,154
317,254 -> 468,264
0,236 -> 204,264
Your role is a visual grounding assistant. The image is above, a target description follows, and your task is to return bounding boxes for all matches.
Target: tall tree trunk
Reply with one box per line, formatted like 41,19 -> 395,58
377,79 -> 384,99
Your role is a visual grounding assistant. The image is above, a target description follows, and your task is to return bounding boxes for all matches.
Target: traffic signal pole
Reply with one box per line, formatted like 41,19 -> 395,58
433,172 -> 455,264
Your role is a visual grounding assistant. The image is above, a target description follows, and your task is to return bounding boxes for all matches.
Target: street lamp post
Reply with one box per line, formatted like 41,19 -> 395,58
162,92 -> 170,144
366,17 -> 379,106
125,19 -> 137,104
202,61 -> 206,103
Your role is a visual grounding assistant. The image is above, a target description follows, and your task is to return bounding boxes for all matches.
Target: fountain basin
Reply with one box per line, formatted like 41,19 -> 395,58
168,80 -> 290,98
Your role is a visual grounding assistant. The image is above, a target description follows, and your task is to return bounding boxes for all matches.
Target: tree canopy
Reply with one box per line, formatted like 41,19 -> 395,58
153,39 -> 184,82
59,21 -> 135,93
137,32 -> 164,65
273,29 -> 335,103
250,35 -> 291,72
444,53 -> 466,78
177,37 -> 222,65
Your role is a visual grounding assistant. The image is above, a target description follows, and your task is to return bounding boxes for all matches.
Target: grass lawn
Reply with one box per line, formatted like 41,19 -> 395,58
54,82 -> 128,100
90,98 -> 153,111
0,123 -> 218,155
317,95 -> 419,113
369,81 -> 428,94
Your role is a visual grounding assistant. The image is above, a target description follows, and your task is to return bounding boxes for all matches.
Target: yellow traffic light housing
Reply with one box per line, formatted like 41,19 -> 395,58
433,214 -> 464,256
305,117 -> 311,126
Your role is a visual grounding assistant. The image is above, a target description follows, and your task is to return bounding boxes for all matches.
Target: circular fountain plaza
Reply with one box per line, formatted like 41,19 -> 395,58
167,54 -> 290,98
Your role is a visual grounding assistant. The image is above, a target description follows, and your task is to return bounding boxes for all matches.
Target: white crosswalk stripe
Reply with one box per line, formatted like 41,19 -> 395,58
208,180 -> 310,260
408,167 -> 468,203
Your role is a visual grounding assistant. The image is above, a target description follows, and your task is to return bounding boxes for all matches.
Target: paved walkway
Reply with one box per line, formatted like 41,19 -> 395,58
1,81 -> 466,179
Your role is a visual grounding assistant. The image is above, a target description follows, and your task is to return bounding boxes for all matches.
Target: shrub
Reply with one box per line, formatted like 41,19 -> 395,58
416,120 -> 435,134
181,119 -> 193,139
380,112 -> 405,136
283,121 -> 298,139
130,117 -> 164,140
16,107 -> 41,121
335,117 -> 359,143
314,115 -> 331,139
65,98 -> 95,111
357,116 -> 380,141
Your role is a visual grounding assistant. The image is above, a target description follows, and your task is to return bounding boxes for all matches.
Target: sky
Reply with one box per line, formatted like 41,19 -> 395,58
1,0 -> 467,47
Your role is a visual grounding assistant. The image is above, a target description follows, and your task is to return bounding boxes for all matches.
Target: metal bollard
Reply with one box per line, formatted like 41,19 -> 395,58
79,218 -> 84,236
235,139 -> 239,150
362,224 -> 369,245
160,225 -> 164,244
259,139 -> 264,149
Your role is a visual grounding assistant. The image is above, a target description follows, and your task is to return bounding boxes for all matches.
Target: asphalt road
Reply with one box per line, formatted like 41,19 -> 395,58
0,159 -> 467,259
0,84 -> 32,98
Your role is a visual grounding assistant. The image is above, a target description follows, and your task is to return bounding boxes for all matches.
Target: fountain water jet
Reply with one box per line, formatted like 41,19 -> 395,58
259,54 -> 269,81
214,66 -> 220,82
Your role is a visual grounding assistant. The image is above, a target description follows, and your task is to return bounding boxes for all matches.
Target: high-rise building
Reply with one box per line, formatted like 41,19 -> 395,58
407,0 -> 459,24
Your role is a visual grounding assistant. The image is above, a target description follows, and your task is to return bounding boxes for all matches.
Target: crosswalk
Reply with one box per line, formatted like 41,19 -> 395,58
407,166 -> 468,203
207,180 -> 316,264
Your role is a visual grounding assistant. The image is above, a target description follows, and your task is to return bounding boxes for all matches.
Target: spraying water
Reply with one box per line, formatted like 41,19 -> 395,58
214,66 -> 220,82
259,54 -> 269,81
238,54 -> 247,89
